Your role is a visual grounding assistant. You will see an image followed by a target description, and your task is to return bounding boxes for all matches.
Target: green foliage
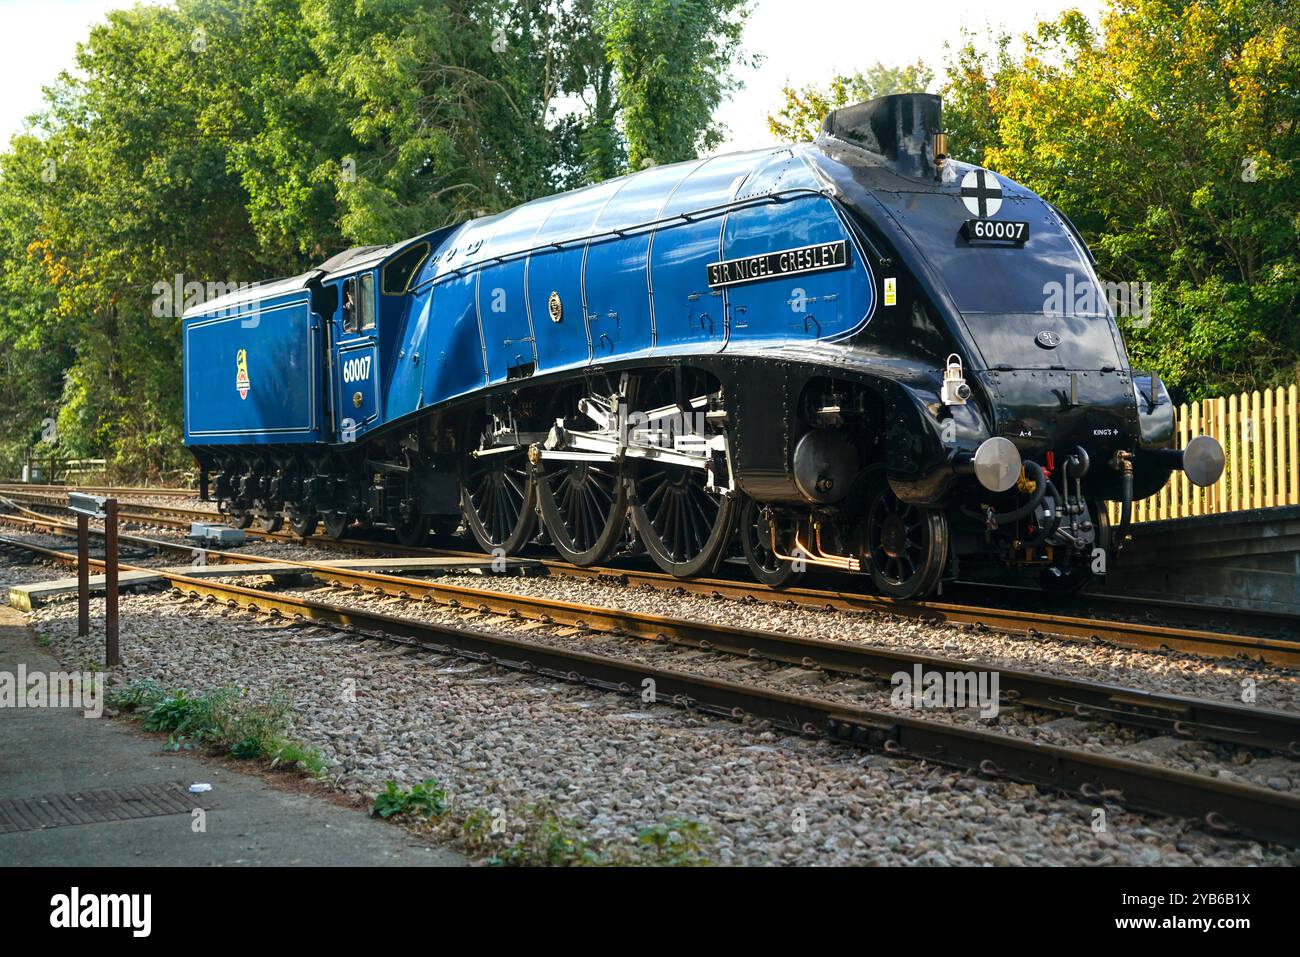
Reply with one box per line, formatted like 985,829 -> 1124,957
107,678 -> 165,712
636,817 -> 712,866
601,0 -> 754,169
0,0 -> 751,480
457,804 -> 713,866
372,778 -> 448,819
143,688 -> 233,741
271,741 -> 328,776
230,737 -> 265,759
483,805 -> 603,866
112,680 -> 320,771
767,60 -> 934,142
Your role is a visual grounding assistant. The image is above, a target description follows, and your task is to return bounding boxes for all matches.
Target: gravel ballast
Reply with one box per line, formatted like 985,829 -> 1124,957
21,579 -> 1298,867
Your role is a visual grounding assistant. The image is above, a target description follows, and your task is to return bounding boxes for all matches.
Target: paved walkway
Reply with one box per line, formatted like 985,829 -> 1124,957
0,606 -> 463,866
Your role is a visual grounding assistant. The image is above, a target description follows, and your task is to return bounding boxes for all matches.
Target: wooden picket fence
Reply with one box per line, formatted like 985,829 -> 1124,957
1107,383 -> 1300,525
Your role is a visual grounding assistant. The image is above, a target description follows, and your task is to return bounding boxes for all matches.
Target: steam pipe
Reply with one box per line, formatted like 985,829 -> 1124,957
1112,450 -> 1134,557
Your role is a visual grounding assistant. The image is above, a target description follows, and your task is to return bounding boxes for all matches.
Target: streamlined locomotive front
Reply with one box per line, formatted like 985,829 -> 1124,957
805,94 -> 1224,591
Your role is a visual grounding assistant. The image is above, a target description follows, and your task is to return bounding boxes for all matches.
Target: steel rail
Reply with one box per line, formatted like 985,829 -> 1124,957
4,532 -> 1296,846
1,521 -> 1297,756
0,483 -> 199,497
0,492 -> 409,554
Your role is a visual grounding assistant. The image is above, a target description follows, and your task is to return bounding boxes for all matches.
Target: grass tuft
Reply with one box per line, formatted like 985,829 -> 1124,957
107,680 -> 324,775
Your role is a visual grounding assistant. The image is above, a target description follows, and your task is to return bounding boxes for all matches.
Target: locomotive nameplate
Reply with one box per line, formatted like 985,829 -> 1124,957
706,240 -> 849,289
961,219 -> 1030,245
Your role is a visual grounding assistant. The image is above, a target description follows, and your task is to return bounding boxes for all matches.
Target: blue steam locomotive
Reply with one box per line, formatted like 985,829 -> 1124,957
182,94 -> 1223,598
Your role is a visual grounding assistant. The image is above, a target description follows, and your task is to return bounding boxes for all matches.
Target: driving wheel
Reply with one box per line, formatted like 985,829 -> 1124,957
535,459 -> 627,566
461,447 -> 537,555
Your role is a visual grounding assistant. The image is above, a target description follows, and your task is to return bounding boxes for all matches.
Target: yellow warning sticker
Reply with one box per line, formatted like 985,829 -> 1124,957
884,277 -> 897,306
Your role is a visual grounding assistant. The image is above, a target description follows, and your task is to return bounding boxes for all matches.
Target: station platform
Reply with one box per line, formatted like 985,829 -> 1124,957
0,606 -> 464,866
1104,505 -> 1300,616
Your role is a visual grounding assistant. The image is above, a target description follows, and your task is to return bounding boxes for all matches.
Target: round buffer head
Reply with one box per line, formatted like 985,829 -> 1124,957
972,436 -> 1022,493
1182,434 -> 1225,488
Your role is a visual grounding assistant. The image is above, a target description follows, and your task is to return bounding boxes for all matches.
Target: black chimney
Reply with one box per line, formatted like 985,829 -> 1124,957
820,93 -> 943,179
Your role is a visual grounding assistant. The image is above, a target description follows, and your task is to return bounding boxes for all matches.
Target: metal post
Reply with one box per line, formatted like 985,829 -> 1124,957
104,498 -> 119,667
77,514 -> 90,637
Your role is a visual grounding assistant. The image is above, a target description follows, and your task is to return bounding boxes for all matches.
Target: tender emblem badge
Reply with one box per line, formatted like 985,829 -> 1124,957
235,348 -> 251,399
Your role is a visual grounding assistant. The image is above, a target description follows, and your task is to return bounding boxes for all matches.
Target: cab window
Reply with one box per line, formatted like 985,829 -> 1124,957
342,278 -> 358,333
358,273 -> 376,331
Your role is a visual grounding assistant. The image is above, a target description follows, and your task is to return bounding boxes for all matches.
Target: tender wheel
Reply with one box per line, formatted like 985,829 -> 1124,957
739,497 -> 805,589
535,460 -> 627,566
864,482 -> 949,599
392,512 -> 430,548
228,507 -> 253,529
461,449 -> 537,555
321,510 -> 351,540
631,467 -> 736,578
288,510 -> 319,537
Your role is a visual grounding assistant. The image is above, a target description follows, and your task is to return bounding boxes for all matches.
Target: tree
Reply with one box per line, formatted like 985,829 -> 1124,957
0,0 -> 754,479
602,0 -> 754,169
767,60 -> 934,142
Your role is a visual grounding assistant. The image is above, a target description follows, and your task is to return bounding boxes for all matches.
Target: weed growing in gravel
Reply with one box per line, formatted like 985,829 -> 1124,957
372,779 -> 449,819
637,818 -> 712,866
110,678 -> 165,711
460,804 -> 602,866
143,688 -> 235,748
107,679 -> 325,775
455,804 -> 713,867
271,741 -> 327,776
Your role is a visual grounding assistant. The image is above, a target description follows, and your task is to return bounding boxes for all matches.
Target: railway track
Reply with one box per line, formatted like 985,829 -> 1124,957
2,488 -> 1296,667
0,482 -> 198,497
1,512 -> 1295,751
1,527 -> 1298,846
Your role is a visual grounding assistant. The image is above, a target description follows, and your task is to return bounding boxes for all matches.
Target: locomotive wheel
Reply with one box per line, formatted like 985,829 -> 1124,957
393,512 -> 431,548
228,507 -> 253,530
864,483 -> 948,599
1090,498 -> 1112,554
255,508 -> 284,534
288,510 -> 319,538
320,510 -> 351,541
739,497 -> 805,589
535,459 -> 627,566
461,449 -> 537,555
631,466 -> 736,578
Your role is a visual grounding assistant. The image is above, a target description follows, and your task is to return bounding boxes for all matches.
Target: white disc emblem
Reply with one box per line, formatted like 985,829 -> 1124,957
960,169 -> 1003,217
